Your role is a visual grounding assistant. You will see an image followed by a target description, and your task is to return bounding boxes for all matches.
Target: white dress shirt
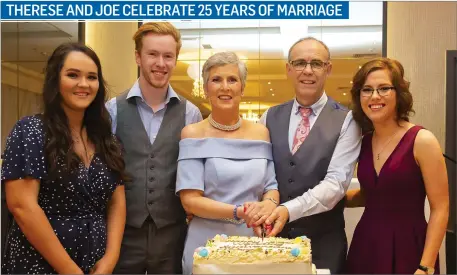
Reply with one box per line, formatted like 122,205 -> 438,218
259,92 -> 362,222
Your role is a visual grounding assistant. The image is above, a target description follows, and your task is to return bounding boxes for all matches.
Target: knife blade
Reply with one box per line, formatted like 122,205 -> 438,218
261,226 -> 266,241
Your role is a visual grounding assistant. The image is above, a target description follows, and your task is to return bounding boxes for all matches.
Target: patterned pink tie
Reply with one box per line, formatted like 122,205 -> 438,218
292,107 -> 312,154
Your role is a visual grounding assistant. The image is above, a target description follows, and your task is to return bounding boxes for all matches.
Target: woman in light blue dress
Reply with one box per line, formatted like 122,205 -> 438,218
176,52 -> 280,275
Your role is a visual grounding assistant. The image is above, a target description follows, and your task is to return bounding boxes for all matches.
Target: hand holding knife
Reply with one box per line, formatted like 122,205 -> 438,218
261,224 -> 272,240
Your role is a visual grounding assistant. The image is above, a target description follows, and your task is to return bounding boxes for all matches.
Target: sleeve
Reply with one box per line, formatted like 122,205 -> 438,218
185,101 -> 203,125
258,109 -> 269,126
175,158 -> 205,194
263,159 -> 278,193
105,97 -> 117,134
1,117 -> 47,182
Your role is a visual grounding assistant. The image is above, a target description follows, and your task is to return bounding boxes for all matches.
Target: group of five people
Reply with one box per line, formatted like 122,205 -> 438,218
1,22 -> 449,274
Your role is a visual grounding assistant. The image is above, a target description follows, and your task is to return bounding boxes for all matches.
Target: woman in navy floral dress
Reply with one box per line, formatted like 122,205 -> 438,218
1,43 -> 127,274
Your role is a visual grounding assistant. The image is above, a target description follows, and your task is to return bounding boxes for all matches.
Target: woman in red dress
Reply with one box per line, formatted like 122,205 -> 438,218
345,58 -> 448,274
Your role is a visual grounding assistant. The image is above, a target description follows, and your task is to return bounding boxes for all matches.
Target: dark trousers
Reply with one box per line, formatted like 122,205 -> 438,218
113,217 -> 187,274
282,227 -> 347,274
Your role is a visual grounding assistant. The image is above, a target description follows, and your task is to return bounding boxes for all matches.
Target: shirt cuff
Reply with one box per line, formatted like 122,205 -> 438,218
282,199 -> 303,223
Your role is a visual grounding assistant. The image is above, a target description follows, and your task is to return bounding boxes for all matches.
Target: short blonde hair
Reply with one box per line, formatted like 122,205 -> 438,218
202,52 -> 248,89
133,22 -> 182,56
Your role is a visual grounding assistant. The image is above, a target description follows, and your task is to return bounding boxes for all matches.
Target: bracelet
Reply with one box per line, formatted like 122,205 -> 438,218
233,204 -> 242,220
264,198 -> 278,205
220,217 -> 245,225
418,264 -> 434,274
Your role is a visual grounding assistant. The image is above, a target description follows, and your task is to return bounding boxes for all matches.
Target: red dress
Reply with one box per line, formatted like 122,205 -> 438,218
346,126 -> 439,274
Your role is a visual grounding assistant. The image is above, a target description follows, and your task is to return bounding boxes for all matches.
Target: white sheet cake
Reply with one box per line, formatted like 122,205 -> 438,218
193,234 -> 316,274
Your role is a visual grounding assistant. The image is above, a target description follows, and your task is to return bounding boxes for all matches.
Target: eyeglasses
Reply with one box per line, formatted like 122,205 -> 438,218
360,86 -> 396,97
289,59 -> 329,72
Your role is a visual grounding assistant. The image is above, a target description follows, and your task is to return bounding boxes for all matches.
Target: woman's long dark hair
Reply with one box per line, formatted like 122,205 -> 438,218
42,42 -> 126,182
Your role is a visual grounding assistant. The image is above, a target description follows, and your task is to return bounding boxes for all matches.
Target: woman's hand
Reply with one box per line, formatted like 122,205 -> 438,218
90,255 -> 117,274
64,266 -> 84,274
244,200 -> 277,227
252,225 -> 263,237
414,269 -> 427,274
186,212 -> 194,224
235,203 -> 251,223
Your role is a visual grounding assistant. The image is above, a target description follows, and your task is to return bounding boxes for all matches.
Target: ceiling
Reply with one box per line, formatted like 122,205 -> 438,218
2,2 -> 384,118
167,2 -> 384,116
2,22 -> 79,73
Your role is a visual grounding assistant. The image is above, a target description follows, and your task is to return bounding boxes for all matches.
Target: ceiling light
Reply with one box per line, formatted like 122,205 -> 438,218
186,63 -> 205,99
270,88 -> 273,91
272,93 -> 275,96
343,93 -> 347,96
268,81 -> 271,85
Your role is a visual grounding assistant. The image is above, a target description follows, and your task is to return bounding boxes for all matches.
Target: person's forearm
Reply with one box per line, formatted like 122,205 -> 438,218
283,177 -> 347,222
345,188 -> 365,208
262,190 -> 279,205
10,204 -> 82,274
183,196 -> 240,220
104,188 -> 126,262
420,206 -> 449,268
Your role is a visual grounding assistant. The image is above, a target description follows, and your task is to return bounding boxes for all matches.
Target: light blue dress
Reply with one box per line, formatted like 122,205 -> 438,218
176,138 -> 279,275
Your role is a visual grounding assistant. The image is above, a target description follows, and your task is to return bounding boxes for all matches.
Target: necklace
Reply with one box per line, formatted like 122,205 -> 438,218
374,128 -> 401,160
70,128 -> 82,144
208,114 -> 242,131
70,127 -> 93,165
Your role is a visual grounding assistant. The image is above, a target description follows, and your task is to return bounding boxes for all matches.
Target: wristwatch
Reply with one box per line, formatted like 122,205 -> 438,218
264,198 -> 278,205
418,264 -> 435,274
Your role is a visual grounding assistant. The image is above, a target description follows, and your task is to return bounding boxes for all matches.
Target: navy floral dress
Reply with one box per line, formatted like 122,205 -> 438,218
1,115 -> 123,274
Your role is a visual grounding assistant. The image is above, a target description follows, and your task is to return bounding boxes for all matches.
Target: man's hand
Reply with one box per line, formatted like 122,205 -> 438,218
244,200 -> 277,227
264,206 -> 289,237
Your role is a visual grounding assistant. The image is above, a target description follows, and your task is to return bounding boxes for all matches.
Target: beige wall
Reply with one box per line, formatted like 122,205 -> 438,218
1,63 -> 43,150
370,2 -> 456,273
85,22 -> 138,98
387,2 -> 457,148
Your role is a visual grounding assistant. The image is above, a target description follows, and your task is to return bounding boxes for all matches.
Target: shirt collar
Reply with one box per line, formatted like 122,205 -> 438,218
293,92 -> 328,116
126,79 -> 181,104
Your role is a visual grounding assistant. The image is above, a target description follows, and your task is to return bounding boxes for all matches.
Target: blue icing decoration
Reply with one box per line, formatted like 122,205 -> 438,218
199,248 -> 209,257
291,247 -> 300,257
300,236 -> 308,240
220,234 -> 228,239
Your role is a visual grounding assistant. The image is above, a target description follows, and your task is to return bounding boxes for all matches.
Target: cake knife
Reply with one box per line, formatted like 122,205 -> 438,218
261,226 -> 266,241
